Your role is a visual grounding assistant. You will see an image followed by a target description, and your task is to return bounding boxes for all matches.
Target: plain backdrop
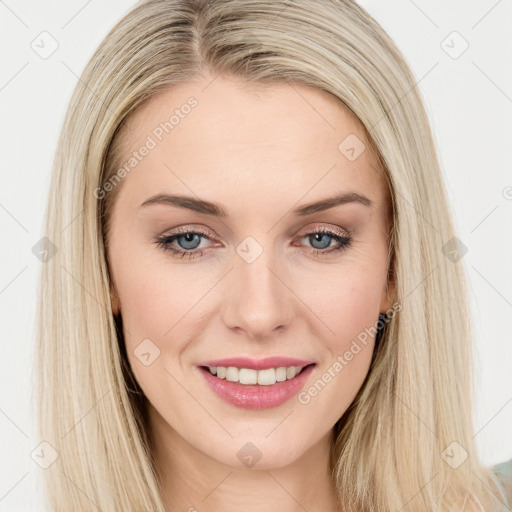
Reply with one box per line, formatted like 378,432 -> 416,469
0,1 -> 511,509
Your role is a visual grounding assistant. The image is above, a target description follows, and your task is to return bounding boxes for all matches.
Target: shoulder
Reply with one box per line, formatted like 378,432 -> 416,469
491,458 -> 512,510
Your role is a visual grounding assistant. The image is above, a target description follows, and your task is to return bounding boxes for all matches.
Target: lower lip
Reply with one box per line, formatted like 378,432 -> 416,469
198,364 -> 316,409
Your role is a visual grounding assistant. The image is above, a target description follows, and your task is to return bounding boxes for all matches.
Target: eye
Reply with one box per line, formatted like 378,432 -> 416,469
296,227 -> 352,256
155,228 -> 213,259
154,226 -> 352,260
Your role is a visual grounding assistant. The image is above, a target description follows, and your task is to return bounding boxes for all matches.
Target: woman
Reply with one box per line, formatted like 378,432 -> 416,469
35,0 -> 511,510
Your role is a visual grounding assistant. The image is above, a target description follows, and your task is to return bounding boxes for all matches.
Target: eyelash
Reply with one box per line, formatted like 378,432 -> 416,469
154,226 -> 352,260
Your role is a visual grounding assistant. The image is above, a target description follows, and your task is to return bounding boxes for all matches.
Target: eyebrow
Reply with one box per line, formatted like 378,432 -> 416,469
139,191 -> 372,217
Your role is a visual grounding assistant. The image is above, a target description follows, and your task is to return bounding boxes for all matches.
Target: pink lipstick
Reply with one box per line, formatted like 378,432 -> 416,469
196,356 -> 316,409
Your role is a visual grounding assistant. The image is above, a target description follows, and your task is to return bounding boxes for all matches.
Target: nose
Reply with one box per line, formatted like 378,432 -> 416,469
221,248 -> 294,340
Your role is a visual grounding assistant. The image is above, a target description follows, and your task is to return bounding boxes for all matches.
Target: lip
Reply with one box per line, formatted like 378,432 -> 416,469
197,363 -> 317,410
196,356 -> 316,371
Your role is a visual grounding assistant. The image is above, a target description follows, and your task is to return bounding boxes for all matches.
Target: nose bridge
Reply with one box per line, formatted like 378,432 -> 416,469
222,239 -> 293,338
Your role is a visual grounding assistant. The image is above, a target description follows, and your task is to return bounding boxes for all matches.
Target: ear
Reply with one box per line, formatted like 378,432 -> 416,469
110,284 -> 120,316
379,269 -> 396,313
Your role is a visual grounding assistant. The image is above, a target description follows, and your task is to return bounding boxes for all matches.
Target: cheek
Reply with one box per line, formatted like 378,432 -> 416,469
111,244 -> 225,397
114,257 -> 216,352
109,222 -> 210,333
294,263 -> 384,410
114,263 -> 214,419
302,261 -> 385,348
117,267 -> 200,336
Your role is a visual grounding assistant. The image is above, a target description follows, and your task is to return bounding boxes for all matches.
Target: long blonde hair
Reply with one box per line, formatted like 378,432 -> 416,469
34,0 -> 506,510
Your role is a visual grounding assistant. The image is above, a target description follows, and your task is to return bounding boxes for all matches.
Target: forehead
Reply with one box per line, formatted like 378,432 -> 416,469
124,75 -> 367,148
112,75 -> 389,215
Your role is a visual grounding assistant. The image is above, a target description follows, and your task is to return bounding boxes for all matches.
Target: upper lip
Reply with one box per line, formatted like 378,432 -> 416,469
197,356 -> 316,371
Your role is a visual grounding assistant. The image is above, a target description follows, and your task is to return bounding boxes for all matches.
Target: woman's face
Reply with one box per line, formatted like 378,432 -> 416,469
107,74 -> 394,470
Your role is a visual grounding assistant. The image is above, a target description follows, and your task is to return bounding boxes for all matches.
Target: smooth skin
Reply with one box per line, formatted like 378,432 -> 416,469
107,74 -> 395,512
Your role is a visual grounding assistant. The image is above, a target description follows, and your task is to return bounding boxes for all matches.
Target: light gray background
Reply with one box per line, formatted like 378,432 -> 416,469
1,1 -> 511,509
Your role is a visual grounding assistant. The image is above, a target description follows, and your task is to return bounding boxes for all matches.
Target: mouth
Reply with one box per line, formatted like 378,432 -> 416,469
200,363 -> 316,386
197,362 -> 317,409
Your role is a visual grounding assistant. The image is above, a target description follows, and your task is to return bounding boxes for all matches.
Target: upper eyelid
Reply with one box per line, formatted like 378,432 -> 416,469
162,222 -> 350,236
162,225 -> 215,238
161,225 -> 350,246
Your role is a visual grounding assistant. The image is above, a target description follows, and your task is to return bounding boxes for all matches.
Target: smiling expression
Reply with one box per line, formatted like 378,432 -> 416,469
106,73 -> 394,469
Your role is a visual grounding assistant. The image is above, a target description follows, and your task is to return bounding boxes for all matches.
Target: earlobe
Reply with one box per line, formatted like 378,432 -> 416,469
110,285 -> 120,316
380,277 -> 396,313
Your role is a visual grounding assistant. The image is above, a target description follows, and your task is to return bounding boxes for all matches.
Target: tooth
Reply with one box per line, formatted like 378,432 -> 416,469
212,365 -> 307,384
239,368 -> 257,385
226,367 -> 239,382
258,368 -> 276,385
286,366 -> 297,379
275,367 -> 287,382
